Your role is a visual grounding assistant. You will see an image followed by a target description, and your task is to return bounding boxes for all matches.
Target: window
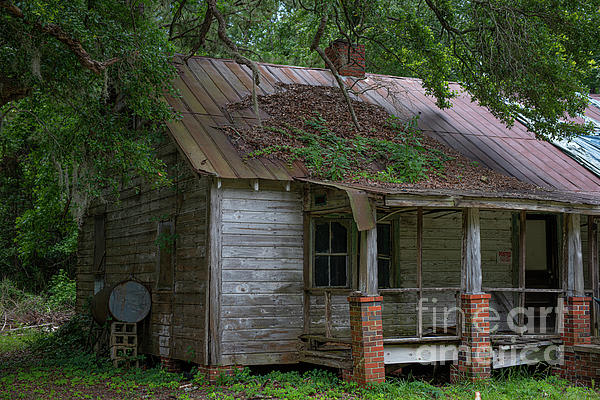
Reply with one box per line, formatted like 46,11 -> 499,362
93,214 -> 106,294
314,221 -> 349,287
377,223 -> 392,288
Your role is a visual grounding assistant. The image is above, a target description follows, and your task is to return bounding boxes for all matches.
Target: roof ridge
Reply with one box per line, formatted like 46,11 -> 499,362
173,53 -> 429,83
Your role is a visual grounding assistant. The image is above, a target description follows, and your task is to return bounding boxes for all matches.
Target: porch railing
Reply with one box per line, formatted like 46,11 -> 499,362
301,286 -> 596,347
302,287 -> 353,346
379,287 -> 461,344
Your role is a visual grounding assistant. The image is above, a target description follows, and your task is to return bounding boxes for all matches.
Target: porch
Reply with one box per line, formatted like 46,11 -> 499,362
298,186 -> 600,383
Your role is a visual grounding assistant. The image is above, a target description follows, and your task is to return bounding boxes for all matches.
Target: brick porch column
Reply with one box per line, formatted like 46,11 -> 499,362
160,357 -> 181,373
556,296 -> 592,381
198,365 -> 244,383
451,293 -> 492,382
346,295 -> 385,385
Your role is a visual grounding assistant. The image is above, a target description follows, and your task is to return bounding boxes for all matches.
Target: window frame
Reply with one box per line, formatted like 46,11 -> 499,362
311,218 -> 352,288
93,213 -> 106,294
156,220 -> 176,291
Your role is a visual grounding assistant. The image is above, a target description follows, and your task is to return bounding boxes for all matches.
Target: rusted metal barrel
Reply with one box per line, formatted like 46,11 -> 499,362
91,281 -> 151,324
90,285 -> 113,325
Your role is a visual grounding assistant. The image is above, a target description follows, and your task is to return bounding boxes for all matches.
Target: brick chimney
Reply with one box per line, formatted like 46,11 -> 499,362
325,40 -> 365,78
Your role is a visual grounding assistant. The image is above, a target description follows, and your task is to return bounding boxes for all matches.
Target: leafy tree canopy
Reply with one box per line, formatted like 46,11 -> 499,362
168,0 -> 600,140
2,0 -> 600,287
0,0 -> 174,287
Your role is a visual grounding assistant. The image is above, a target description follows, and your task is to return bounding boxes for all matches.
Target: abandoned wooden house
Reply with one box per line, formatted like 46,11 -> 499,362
76,42 -> 600,385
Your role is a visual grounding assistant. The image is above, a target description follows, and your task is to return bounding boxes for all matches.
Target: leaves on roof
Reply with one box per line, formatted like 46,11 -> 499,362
226,84 -> 536,192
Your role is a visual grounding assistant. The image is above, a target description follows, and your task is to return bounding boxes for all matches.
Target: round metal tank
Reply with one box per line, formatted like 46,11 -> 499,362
90,281 -> 151,324
108,281 -> 152,323
90,285 -> 113,325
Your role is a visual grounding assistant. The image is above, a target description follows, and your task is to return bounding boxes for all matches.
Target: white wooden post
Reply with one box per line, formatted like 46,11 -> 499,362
359,210 -> 378,296
462,208 -> 482,294
589,216 -> 599,336
565,213 -> 584,297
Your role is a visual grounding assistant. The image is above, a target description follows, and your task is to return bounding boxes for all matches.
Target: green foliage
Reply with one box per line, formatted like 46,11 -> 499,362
0,321 -> 183,399
28,314 -> 91,363
0,0 -> 176,288
0,278 -> 51,327
0,329 -> 44,354
247,114 -> 449,183
197,368 -> 600,400
155,231 -> 178,252
1,333 -> 600,400
212,368 -> 600,400
0,277 -> 74,343
46,270 -> 76,310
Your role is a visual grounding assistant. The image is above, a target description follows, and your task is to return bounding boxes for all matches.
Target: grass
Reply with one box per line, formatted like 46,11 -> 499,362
0,357 -> 183,400
198,368 -> 600,400
2,352 -> 600,400
0,329 -> 44,353
1,317 -> 600,399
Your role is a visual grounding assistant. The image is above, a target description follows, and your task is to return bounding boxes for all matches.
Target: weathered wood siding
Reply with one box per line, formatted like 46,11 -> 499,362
77,140 -> 209,364
217,181 -> 304,365
480,210 -> 516,333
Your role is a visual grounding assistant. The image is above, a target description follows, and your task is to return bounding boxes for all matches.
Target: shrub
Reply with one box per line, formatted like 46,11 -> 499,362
46,269 -> 76,310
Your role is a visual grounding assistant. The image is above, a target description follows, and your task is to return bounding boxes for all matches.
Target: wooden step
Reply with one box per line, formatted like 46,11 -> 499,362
298,350 -> 352,370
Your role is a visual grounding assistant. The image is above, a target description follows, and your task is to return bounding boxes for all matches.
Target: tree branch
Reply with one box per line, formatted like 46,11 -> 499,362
418,0 -> 489,36
183,5 -> 214,60
207,0 -> 262,122
310,8 -> 361,130
168,0 -> 188,39
1,0 -> 118,75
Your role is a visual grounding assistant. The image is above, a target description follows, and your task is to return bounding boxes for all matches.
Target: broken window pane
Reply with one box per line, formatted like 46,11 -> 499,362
377,223 -> 392,289
377,224 -> 391,255
378,259 -> 390,288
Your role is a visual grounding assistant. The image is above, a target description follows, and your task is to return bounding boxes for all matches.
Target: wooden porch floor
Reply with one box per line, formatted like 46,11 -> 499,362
298,334 -> 564,370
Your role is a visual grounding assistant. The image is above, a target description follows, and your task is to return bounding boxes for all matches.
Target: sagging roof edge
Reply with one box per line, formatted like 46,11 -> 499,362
297,178 -> 600,218
322,184 -> 377,232
199,172 -> 600,232
384,194 -> 600,216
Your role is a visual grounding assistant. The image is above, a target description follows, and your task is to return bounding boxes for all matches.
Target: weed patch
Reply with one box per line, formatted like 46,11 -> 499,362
0,273 -> 75,332
1,316 -> 599,399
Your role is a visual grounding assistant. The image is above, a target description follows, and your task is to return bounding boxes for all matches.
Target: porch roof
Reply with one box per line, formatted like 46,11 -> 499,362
301,178 -> 600,231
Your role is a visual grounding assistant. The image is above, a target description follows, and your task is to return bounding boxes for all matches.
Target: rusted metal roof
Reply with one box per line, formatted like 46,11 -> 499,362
165,55 -> 600,195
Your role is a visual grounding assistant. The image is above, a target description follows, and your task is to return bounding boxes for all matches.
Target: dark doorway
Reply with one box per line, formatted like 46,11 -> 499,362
524,214 -> 559,332
525,214 -> 559,290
